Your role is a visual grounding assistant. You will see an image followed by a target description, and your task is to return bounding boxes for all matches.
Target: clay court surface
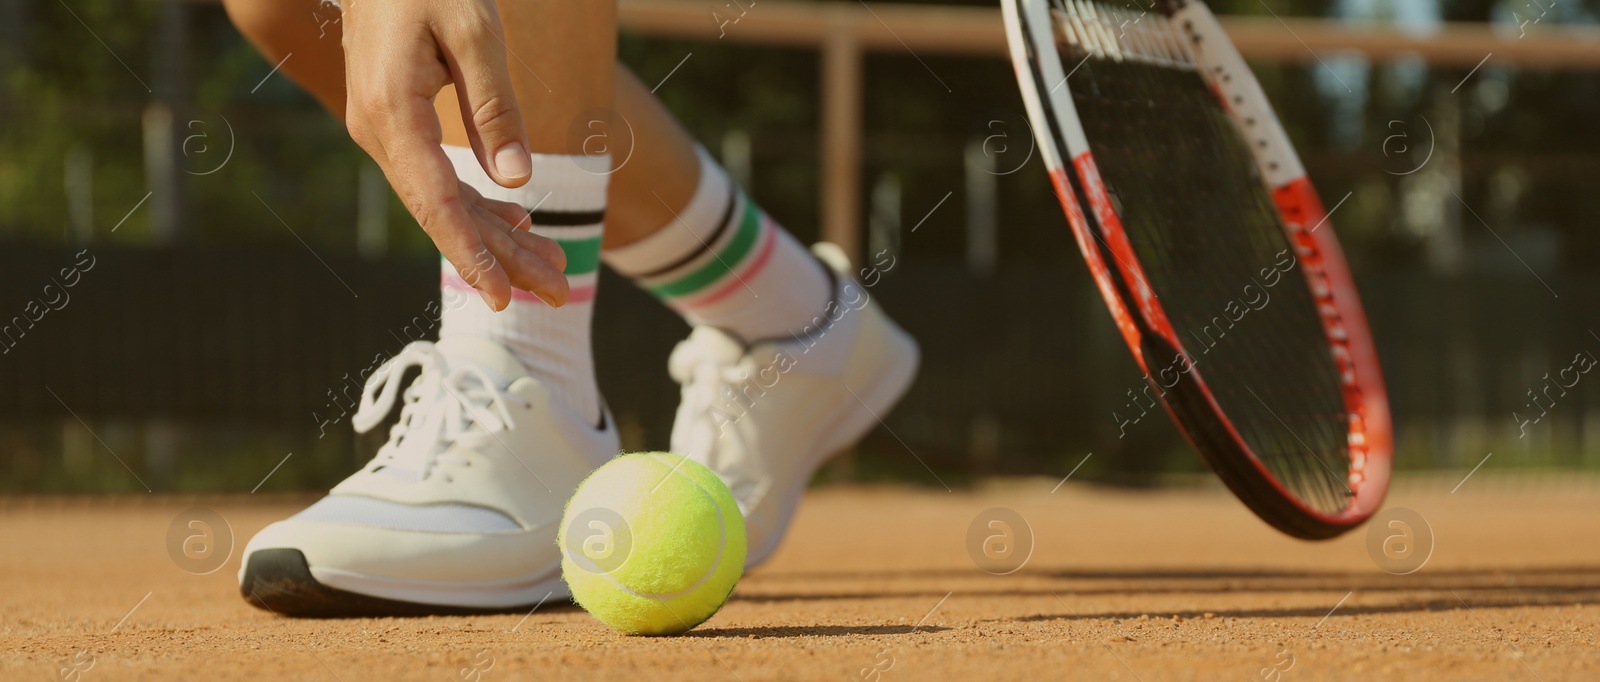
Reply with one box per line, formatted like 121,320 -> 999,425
4,476 -> 1599,681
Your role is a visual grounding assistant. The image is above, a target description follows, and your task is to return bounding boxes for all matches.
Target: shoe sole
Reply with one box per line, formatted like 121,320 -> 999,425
240,549 -> 568,618
744,317 -> 922,568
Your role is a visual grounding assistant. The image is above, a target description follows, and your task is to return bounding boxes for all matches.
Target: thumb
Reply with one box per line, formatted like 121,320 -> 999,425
440,11 -> 531,188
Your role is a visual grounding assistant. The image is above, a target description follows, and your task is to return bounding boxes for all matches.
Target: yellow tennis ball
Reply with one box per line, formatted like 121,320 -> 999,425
559,452 -> 746,636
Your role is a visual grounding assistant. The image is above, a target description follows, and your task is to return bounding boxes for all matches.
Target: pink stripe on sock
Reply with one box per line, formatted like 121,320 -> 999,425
441,271 -> 596,305
675,218 -> 778,310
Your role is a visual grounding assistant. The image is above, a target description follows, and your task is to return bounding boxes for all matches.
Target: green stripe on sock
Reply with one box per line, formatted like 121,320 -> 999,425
555,237 -> 602,276
646,196 -> 761,299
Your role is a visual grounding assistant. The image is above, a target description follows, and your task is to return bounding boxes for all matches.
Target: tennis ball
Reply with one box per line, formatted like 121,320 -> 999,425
559,452 -> 746,636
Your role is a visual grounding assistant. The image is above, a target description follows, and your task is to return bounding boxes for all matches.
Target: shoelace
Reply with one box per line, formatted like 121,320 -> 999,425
667,335 -> 763,505
352,341 -> 531,482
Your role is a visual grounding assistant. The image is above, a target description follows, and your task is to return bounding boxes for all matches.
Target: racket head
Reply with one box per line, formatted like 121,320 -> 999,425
1002,0 -> 1392,539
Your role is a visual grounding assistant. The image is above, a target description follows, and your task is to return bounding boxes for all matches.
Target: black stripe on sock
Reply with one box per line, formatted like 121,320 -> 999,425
527,209 -> 605,227
637,183 -> 739,279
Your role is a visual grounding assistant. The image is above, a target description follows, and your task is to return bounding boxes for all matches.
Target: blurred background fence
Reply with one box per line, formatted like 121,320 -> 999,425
3,0 -> 1600,493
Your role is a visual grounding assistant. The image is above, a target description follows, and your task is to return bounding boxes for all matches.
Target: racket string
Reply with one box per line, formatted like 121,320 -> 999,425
1055,11 -> 1353,514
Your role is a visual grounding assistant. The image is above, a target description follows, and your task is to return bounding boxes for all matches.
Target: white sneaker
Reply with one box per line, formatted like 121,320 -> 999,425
238,337 -> 617,616
668,243 -> 919,569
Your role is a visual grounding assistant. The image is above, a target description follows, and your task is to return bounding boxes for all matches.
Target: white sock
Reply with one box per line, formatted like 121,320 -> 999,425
602,146 -> 831,344
439,145 -> 608,425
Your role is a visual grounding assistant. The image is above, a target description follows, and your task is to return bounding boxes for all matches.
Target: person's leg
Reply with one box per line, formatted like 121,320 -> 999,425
228,0 -> 918,575
431,1 -> 615,427
232,0 -> 836,347
457,64 -> 836,345
225,0 -> 693,248
230,0 -> 624,615
227,0 -> 616,423
221,0 -> 348,117
444,55 -> 916,570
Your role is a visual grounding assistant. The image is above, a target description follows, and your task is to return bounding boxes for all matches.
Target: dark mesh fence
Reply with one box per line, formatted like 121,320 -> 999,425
2,246 -> 1598,493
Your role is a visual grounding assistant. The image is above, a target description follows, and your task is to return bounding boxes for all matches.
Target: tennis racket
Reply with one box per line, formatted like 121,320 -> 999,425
1002,0 -> 1392,539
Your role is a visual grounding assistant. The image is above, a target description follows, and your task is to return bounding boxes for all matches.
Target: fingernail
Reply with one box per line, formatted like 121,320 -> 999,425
494,143 -> 531,180
478,289 -> 499,310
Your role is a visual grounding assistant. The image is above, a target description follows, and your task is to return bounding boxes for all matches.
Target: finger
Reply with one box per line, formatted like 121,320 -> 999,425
472,203 -> 570,307
451,237 -> 512,312
507,228 -> 568,273
467,191 -> 566,271
379,102 -> 512,310
340,9 -> 514,311
410,170 -> 514,311
436,5 -> 531,189
476,194 -> 533,232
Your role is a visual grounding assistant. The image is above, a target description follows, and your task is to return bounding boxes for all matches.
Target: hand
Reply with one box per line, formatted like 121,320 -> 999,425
339,0 -> 568,309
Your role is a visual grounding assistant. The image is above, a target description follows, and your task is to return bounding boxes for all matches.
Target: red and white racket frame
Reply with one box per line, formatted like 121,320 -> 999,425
1002,0 -> 1392,538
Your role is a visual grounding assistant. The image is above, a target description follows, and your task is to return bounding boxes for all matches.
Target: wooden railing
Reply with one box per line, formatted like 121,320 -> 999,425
619,0 -> 1600,257
183,0 -> 1600,258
